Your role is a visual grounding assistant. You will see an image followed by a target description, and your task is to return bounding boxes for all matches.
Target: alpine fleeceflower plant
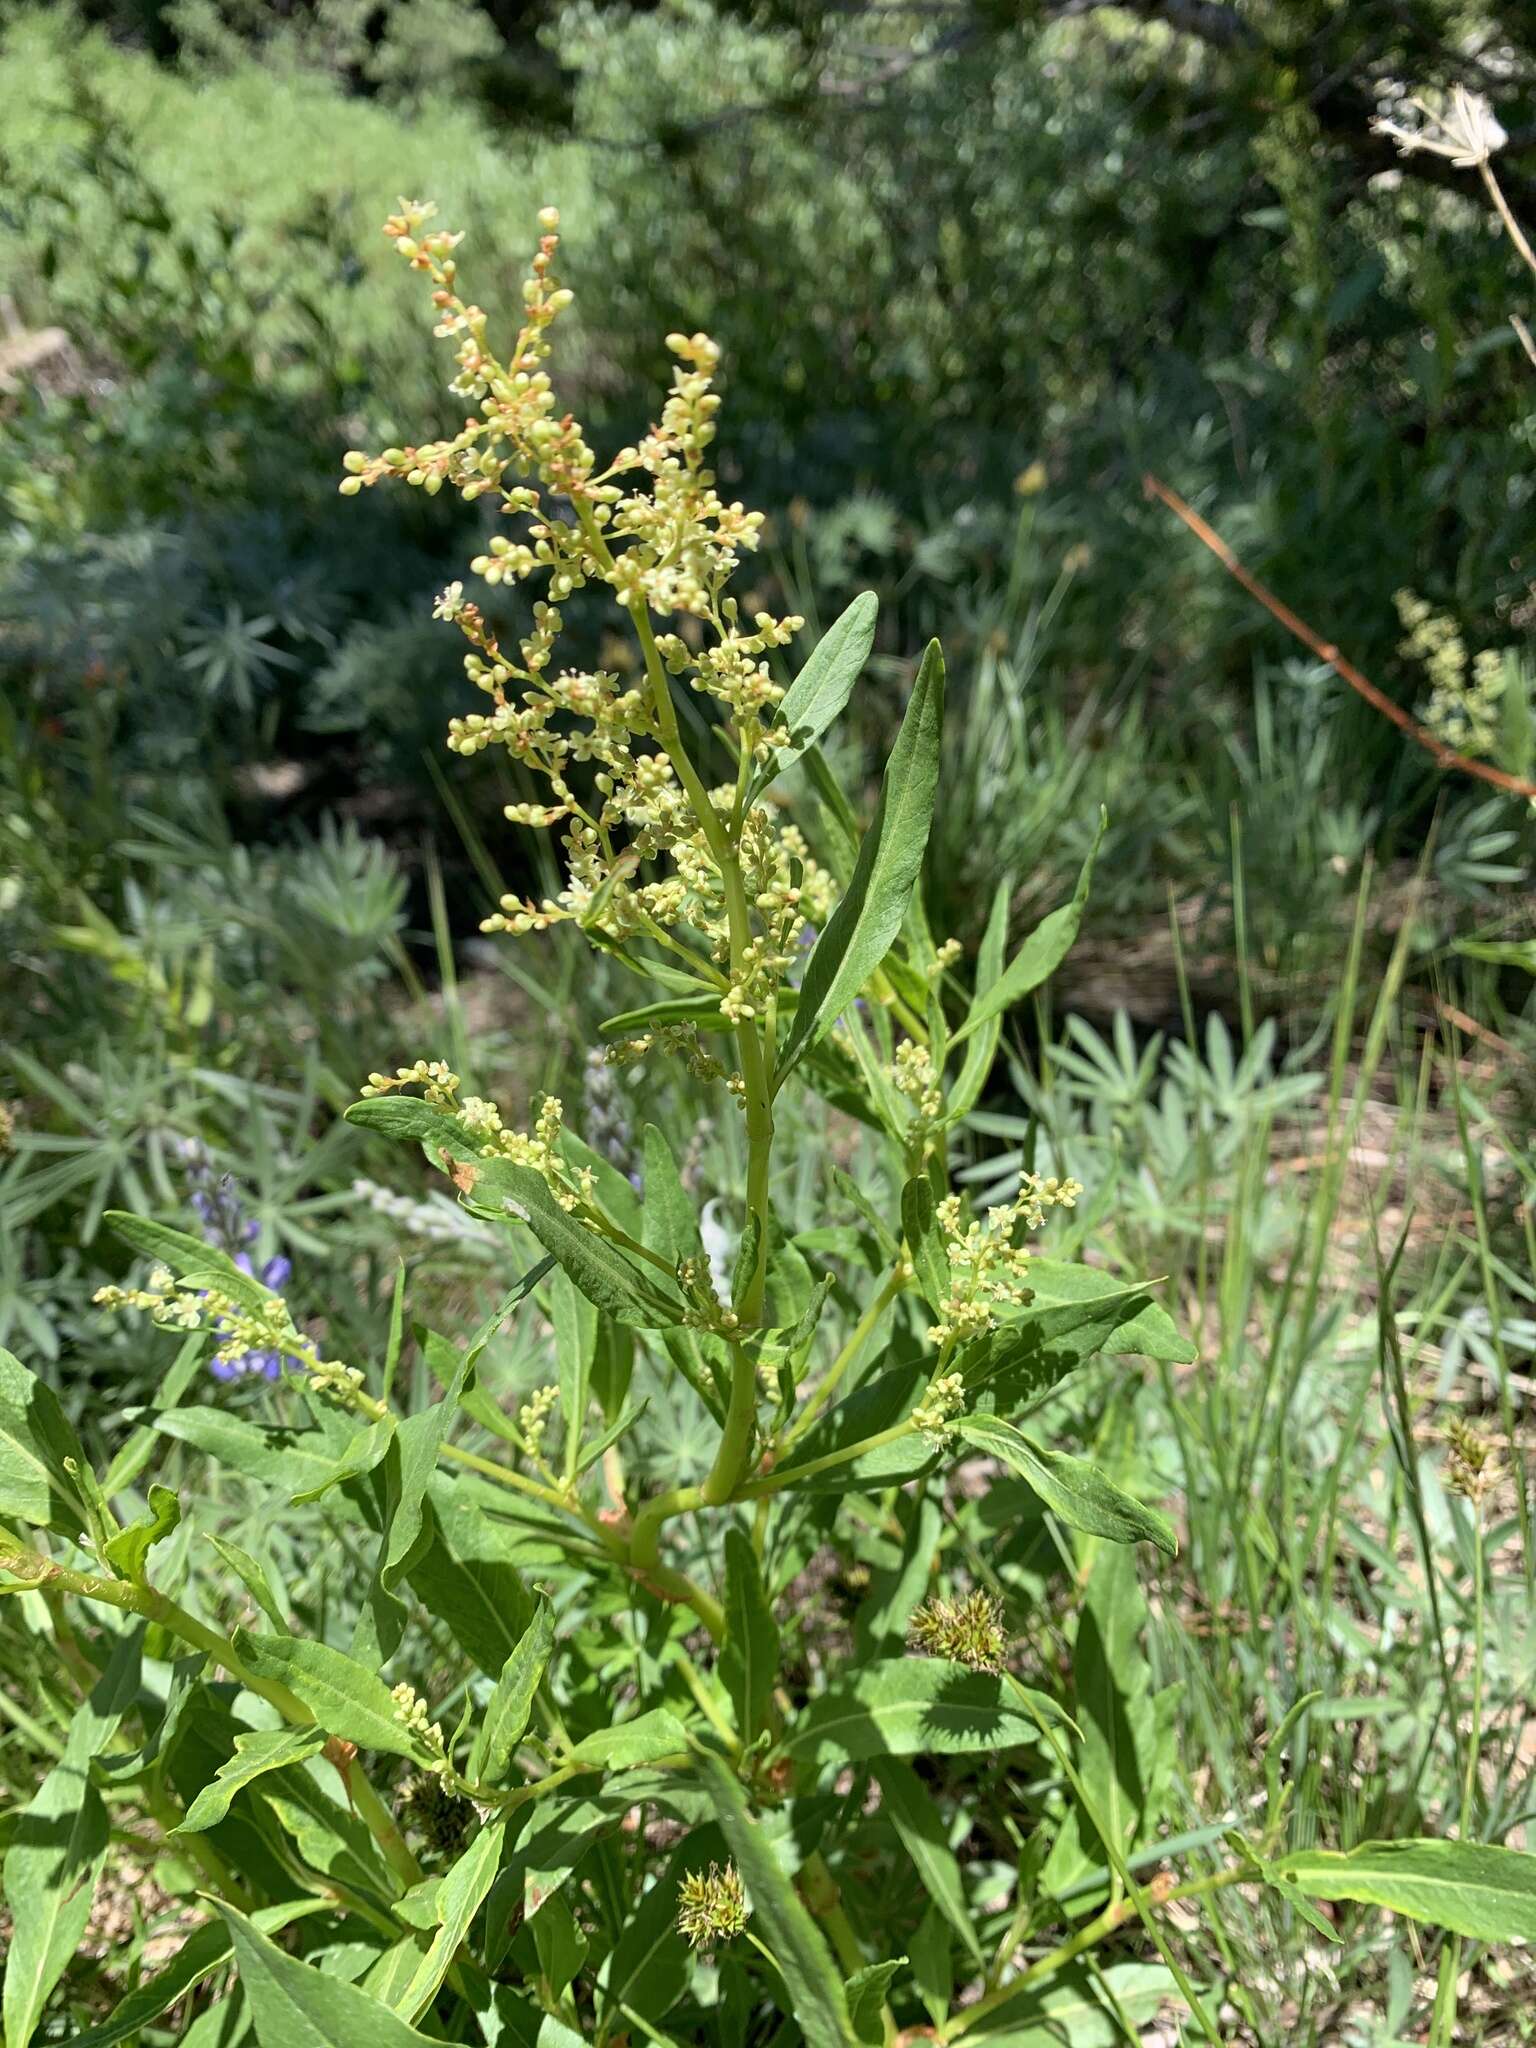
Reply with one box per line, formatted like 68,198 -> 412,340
7,200 -> 1513,2048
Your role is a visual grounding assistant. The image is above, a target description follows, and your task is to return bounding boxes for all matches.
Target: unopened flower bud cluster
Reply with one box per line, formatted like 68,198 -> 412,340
927,1177 -> 1082,1348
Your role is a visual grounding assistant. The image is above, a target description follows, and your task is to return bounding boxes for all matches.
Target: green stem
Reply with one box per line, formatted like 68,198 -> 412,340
780,1265 -> 905,1452
738,1419 -> 916,1499
702,1343 -> 760,1504
629,1486 -> 705,1568
0,1533 -> 425,1890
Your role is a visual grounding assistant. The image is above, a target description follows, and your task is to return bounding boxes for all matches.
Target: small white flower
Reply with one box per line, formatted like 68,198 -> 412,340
1373,85 -> 1507,170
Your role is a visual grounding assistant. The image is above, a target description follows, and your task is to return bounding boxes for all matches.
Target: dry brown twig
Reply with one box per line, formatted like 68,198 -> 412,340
1142,473 -> 1536,803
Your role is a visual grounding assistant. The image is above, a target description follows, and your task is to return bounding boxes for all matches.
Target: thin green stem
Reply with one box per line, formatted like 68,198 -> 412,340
739,1418 -> 916,1499
702,1343 -> 760,1504
781,1265 -> 905,1452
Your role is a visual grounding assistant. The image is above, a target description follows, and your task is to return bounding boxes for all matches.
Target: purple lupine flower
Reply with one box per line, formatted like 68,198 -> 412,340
176,1140 -> 301,1381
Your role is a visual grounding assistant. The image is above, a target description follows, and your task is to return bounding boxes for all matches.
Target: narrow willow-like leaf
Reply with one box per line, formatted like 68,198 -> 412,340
642,1123 -> 706,1269
392,1823 -> 505,2022
343,1093 -> 465,1151
946,874 -> 1010,1120
949,810 -> 1106,1049
603,1826 -> 728,2028
2,1630 -> 141,2048
777,639 -> 945,1083
0,1344 -> 89,1536
968,1962 -> 1179,2045
900,1174 -> 951,1316
1273,1839 -> 1536,1942
956,1415 -> 1177,1554
466,1158 -> 685,1329
206,1534 -> 289,1632
468,1599 -> 554,1788
872,1759 -> 983,1963
177,1728 -> 328,1834
104,1209 -> 246,1280
1017,1259 -> 1194,1364
782,1660 -> 1065,1771
750,590 -> 879,802
155,1410 -> 366,1509
216,1901 -> 442,2046
409,1480 -> 536,1677
720,1527 -> 780,1745
694,1751 -> 856,2048
62,1902 -> 333,2048
231,1631 -> 418,1757
287,1416 -> 396,1506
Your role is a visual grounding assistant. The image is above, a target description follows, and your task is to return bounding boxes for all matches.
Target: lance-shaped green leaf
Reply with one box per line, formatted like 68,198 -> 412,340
1271,1839 -> 1536,1942
872,1759 -> 983,1963
846,1959 -> 906,2044
231,1631 -> 418,1758
104,1209 -> 247,1280
464,1158 -> 686,1329
155,1409 -> 367,1510
720,1527 -> 780,1745
62,1901 -> 333,2048
900,1174 -> 951,1316
215,1900 -> 443,2047
956,1415 -> 1177,1554
1018,1259 -> 1194,1364
206,1534 -> 289,1632
750,591 -> 879,801
391,1822 -> 506,2023
694,1751 -> 856,2048
177,1728 -> 329,1834
604,1825 -> 727,2027
949,811 -> 1106,1049
777,639 -> 945,1083
782,1659 -> 1066,1771
468,1600 -> 554,1788
409,1479 -> 536,1677
3,1629 -> 141,2048
946,875 -> 1010,1120
343,1093 -> 466,1153
0,1344 -> 89,1536
287,1416 -> 395,1507
567,1708 -> 690,1771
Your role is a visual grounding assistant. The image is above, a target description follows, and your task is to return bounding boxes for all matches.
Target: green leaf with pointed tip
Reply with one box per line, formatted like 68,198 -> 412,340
900,1175 -> 951,1315
956,1415 -> 1177,1554
391,1822 -> 506,2022
604,1826 -> 728,2027
104,1209 -> 240,1278
206,1534 -> 289,1632
1272,1839 -> 1536,1942
1017,1260 -> 1193,1364
751,591 -> 879,801
154,1410 -> 364,1510
721,1527 -> 779,1746
59,1901 -> 332,2048
694,1752 -> 856,2048
468,1600 -> 554,1789
947,875 -> 1010,1119
782,1660 -> 1065,1771
872,1759 -> 983,1963
343,1094 -> 466,1152
778,639 -> 945,1083
567,1708 -> 690,1771
963,1962 -> 1179,2044
463,1159 -> 686,1329
101,1482 -> 181,1583
2,1630 -> 141,2048
287,1416 -> 395,1506
0,1346 -> 89,1538
177,1728 -> 328,1834
231,1632 -> 417,1757
215,1900 -> 442,2047
949,811 -> 1106,1049
846,1958 -> 906,2044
